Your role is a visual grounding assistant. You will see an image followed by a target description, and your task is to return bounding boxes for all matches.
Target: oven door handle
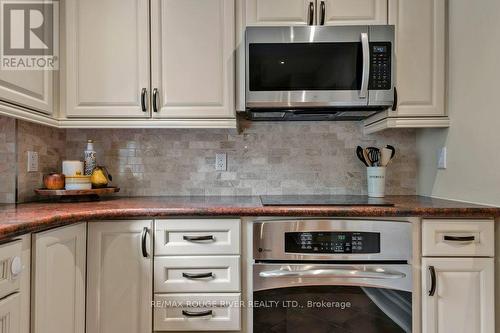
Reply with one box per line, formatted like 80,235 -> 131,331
259,267 -> 406,279
359,32 -> 370,99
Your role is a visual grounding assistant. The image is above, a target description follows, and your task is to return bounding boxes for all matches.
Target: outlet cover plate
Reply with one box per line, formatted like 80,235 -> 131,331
27,151 -> 39,172
438,147 -> 447,169
215,153 -> 227,171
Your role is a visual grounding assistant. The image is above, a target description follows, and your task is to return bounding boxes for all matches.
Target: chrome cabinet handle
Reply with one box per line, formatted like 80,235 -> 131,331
319,1 -> 326,25
182,310 -> 213,317
308,2 -> 315,25
443,235 -> 475,242
182,272 -> 214,279
359,32 -> 370,99
141,227 -> 149,258
259,267 -> 406,279
428,266 -> 436,296
152,88 -> 159,112
140,88 -> 147,112
183,235 -> 215,242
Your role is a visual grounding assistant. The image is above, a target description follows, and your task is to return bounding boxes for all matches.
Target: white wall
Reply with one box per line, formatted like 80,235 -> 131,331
417,0 -> 500,207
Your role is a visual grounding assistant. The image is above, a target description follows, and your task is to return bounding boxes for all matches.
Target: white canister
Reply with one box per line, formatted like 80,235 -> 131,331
62,161 -> 84,177
367,167 -> 386,198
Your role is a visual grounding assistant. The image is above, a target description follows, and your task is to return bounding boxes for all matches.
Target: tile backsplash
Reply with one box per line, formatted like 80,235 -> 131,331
65,119 -> 417,196
0,116 -> 417,202
0,116 -> 16,203
16,120 -> 66,202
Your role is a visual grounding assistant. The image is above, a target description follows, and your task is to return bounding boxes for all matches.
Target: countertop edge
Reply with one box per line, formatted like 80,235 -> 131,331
1,206 -> 499,242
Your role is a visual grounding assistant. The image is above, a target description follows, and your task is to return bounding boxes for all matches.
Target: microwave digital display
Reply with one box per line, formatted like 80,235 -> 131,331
373,46 -> 387,53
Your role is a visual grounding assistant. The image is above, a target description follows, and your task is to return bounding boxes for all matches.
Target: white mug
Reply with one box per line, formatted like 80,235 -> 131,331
367,167 -> 386,198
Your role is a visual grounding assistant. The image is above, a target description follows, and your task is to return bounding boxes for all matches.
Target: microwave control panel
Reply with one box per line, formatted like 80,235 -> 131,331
285,232 -> 380,254
369,42 -> 392,90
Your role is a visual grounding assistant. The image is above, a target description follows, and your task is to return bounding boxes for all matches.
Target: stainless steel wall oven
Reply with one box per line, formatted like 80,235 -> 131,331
252,219 -> 412,333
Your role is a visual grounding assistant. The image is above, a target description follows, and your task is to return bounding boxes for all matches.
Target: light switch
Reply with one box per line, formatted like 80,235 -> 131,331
27,151 -> 39,172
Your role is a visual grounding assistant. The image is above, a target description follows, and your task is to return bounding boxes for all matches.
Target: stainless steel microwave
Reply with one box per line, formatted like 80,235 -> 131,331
245,25 -> 395,120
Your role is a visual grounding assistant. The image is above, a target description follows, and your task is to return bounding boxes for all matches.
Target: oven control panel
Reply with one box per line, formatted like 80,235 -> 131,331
285,232 -> 380,254
369,42 -> 392,90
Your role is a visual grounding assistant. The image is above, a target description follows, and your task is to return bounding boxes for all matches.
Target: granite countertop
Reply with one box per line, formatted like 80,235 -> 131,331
0,195 -> 498,241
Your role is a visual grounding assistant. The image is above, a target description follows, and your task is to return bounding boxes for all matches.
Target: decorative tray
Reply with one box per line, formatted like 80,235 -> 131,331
34,187 -> 120,201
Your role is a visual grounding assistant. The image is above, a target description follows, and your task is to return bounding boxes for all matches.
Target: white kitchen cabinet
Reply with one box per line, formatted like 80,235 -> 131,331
364,0 -> 449,133
421,257 -> 495,333
151,0 -> 235,119
245,0 -> 314,26
155,219 -> 241,255
64,0 -> 150,118
422,219 -> 494,257
245,0 -> 387,26
0,292 -> 21,333
154,255 -> 240,293
0,70 -> 53,115
154,293 -> 241,331
319,0 -> 387,25
32,223 -> 86,333
0,236 -> 29,333
86,220 -> 152,333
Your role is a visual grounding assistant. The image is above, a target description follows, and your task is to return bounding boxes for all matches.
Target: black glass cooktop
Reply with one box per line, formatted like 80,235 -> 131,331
260,195 -> 395,207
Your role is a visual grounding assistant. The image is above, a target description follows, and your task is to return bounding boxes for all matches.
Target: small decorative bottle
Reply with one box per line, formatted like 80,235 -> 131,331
84,139 -> 96,175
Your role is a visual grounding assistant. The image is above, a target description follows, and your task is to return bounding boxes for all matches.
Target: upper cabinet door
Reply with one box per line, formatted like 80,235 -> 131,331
65,0 -> 150,118
319,0 -> 387,25
0,68 -> 53,116
246,0 -> 314,26
151,0 -> 235,119
389,0 -> 446,117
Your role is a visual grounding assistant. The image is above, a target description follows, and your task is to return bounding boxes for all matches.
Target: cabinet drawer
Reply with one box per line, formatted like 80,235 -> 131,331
0,240 -> 22,299
422,219 -> 494,257
153,293 -> 241,331
154,256 -> 240,293
155,219 -> 240,255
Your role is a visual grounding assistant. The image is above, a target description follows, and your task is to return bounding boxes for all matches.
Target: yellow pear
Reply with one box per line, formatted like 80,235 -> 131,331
91,167 -> 109,188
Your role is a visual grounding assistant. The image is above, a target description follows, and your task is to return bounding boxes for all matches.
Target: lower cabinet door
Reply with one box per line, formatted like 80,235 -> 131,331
154,293 -> 241,331
86,220 -> 153,333
32,223 -> 86,333
422,257 -> 495,333
0,292 -> 21,333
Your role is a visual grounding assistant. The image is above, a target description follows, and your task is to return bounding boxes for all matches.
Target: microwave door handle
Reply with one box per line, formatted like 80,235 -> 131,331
359,32 -> 370,99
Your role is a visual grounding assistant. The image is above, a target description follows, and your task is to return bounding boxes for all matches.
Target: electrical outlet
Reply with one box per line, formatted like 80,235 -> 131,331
27,151 -> 39,172
438,147 -> 447,169
215,153 -> 227,171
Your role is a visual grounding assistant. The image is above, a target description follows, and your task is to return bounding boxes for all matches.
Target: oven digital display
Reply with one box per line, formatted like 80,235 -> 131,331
285,232 -> 380,254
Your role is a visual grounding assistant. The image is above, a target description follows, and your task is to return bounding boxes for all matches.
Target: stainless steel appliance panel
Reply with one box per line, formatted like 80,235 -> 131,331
254,263 -> 412,292
245,25 -> 395,110
253,219 -> 412,261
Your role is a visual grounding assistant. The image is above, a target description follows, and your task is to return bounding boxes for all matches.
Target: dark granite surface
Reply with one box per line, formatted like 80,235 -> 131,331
0,195 -> 498,241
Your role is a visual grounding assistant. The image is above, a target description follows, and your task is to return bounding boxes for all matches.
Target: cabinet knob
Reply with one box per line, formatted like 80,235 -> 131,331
11,256 -> 22,277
